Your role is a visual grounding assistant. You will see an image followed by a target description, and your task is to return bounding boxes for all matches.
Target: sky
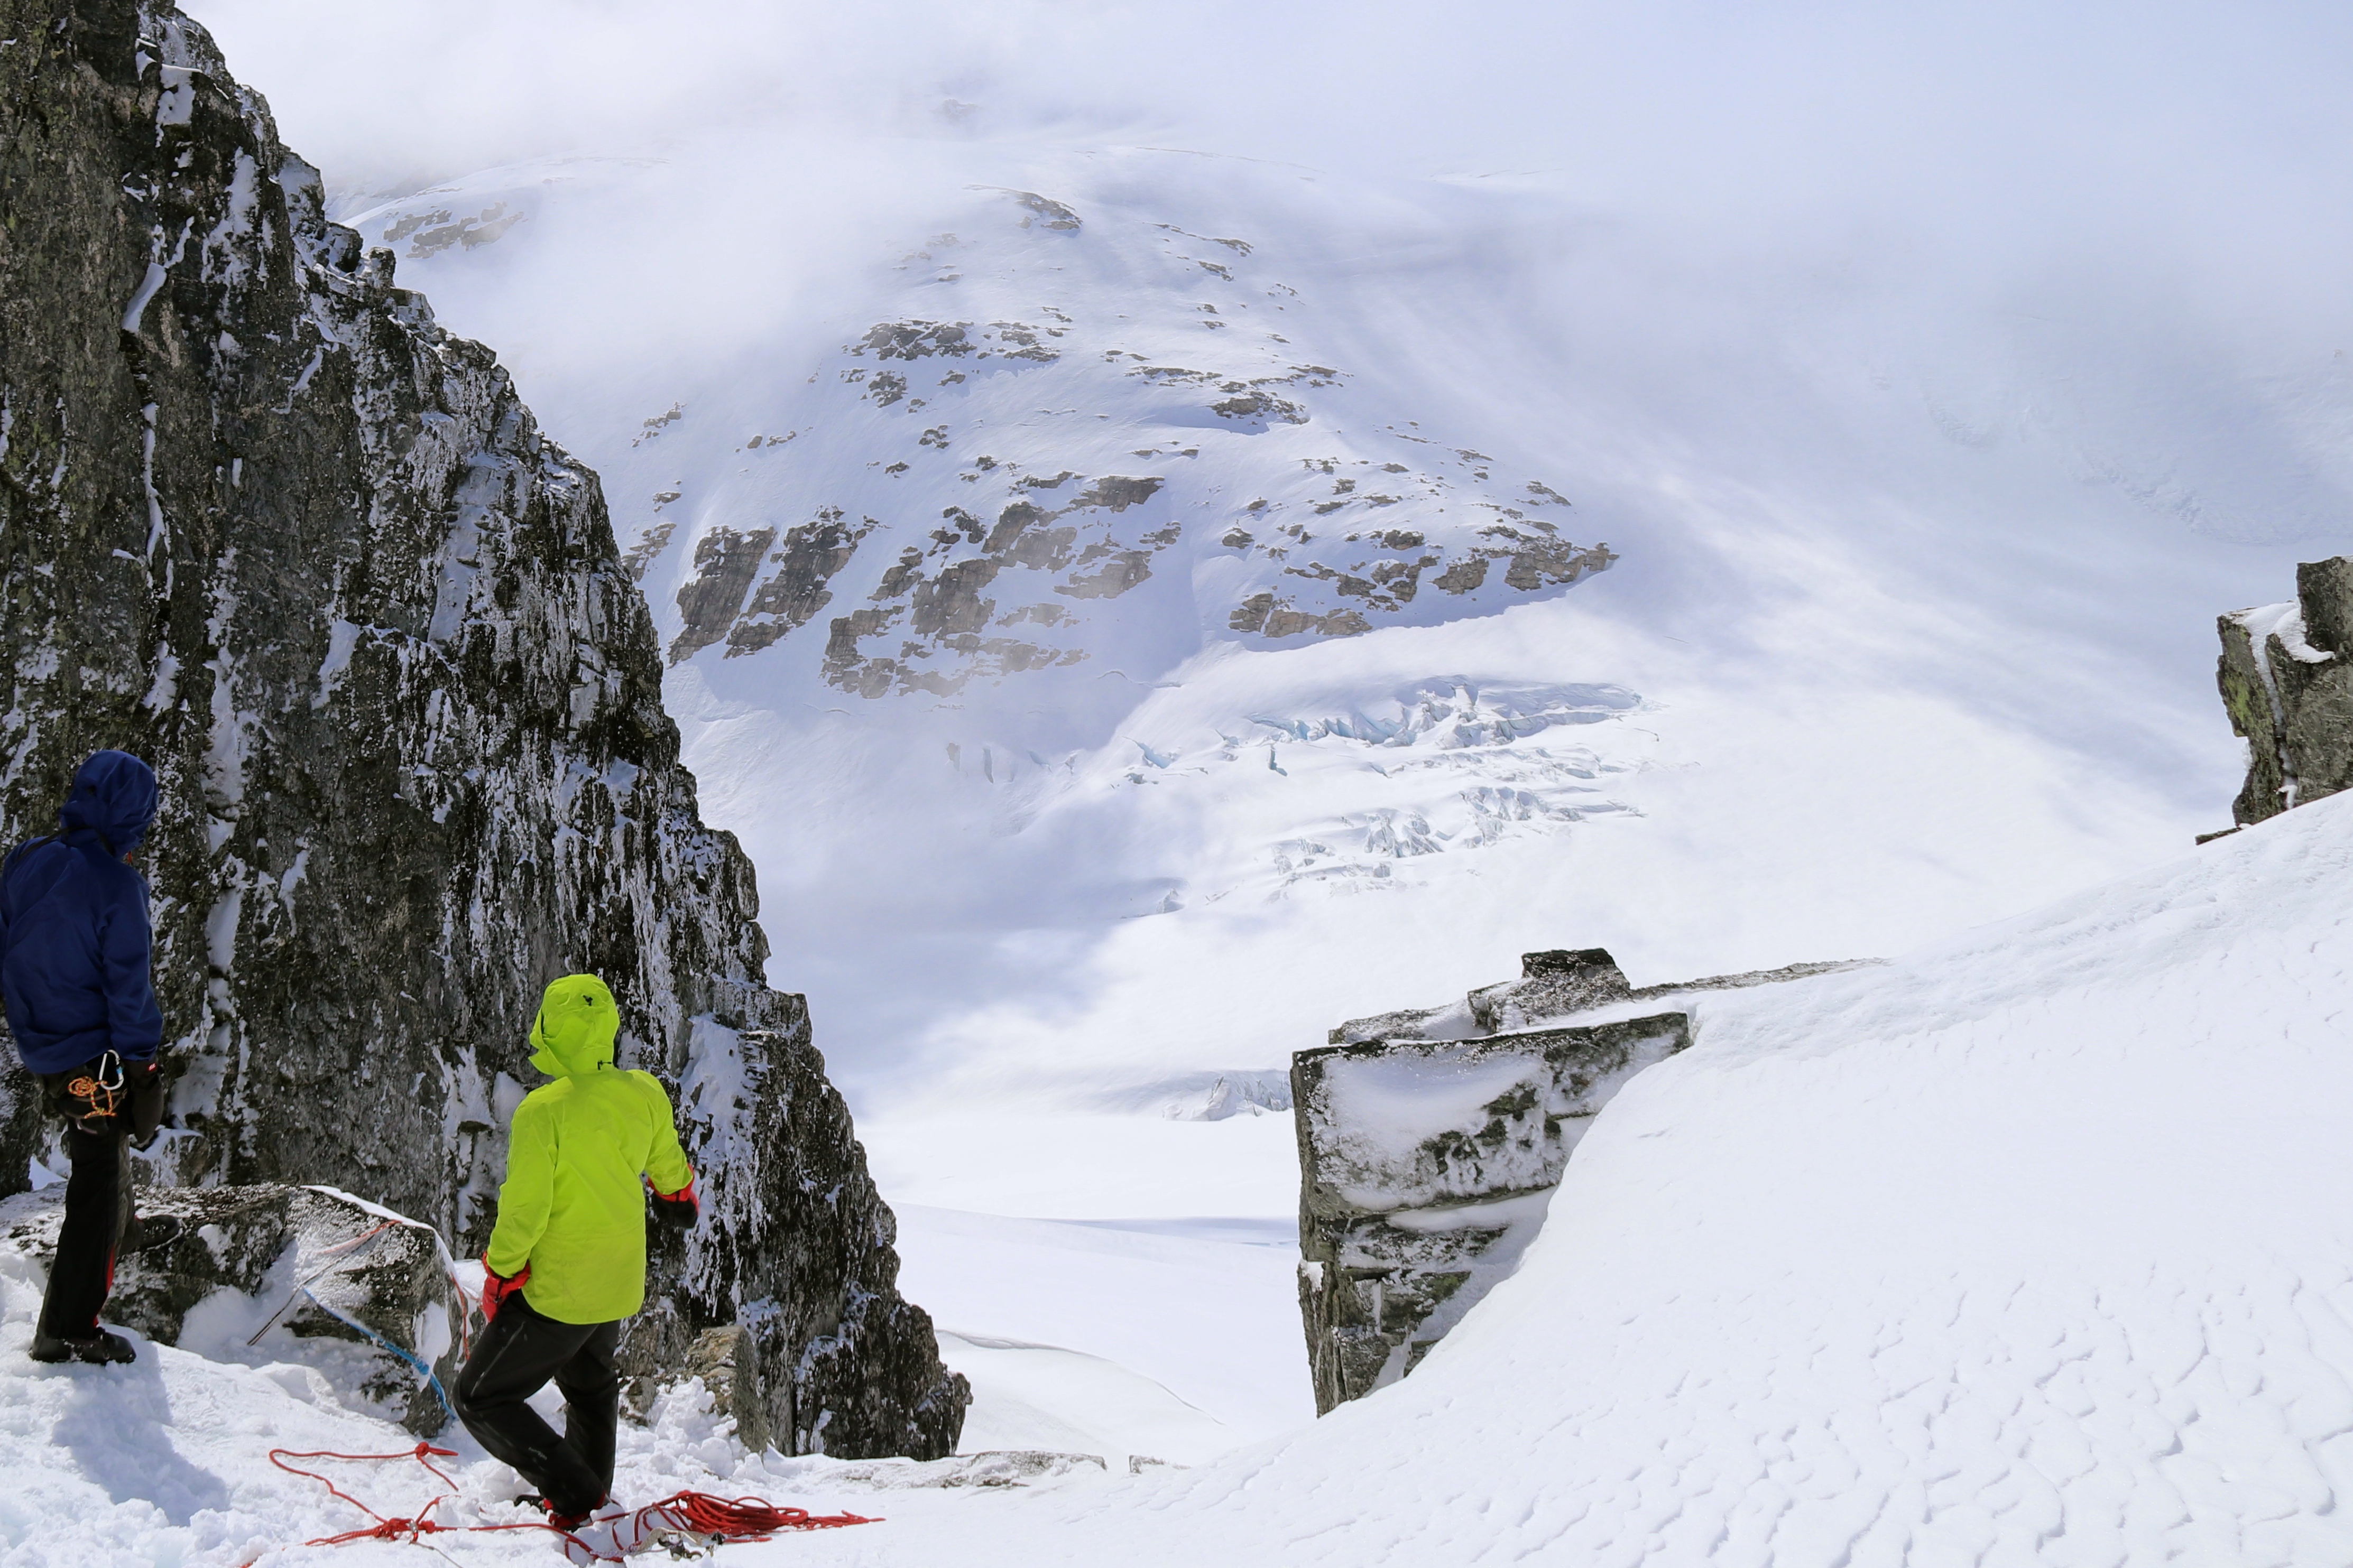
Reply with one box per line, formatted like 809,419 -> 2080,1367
196,2 -> 2353,294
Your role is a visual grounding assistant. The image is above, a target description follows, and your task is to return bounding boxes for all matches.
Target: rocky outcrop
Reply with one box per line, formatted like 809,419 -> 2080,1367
0,0 -> 963,1457
681,1324 -> 771,1452
1299,947 -> 1874,1413
2217,557 -> 2353,828
1293,1013 -> 1690,1415
633,295 -> 1619,698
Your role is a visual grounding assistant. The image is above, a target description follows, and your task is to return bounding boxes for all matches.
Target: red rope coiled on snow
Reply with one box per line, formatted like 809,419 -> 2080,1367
266,1441 -> 878,1552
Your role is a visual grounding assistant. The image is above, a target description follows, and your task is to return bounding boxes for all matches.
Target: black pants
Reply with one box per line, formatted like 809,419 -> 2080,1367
453,1294 -> 621,1516
39,1121 -> 130,1342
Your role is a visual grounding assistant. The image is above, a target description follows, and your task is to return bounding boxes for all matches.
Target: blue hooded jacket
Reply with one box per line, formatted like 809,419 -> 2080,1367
0,751 -> 163,1073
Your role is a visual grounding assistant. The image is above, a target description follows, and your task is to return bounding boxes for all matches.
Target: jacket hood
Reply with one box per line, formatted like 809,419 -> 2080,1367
58,750 -> 159,853
529,973 -> 620,1078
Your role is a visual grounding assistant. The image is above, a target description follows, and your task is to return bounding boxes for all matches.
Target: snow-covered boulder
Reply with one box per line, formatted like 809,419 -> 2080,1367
1328,946 -> 1874,1047
0,1182 -> 466,1434
1300,946 -> 1879,1411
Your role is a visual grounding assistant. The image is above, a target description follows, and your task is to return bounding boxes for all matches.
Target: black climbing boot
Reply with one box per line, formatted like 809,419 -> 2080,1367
29,1329 -> 136,1365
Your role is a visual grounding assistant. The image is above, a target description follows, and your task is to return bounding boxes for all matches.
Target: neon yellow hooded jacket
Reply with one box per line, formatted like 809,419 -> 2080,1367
486,974 -> 694,1324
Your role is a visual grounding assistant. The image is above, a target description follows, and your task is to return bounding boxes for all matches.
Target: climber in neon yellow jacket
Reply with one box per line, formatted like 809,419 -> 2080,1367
453,974 -> 699,1528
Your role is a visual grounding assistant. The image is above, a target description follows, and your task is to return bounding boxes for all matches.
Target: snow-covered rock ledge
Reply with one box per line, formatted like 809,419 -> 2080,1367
2,1181 -> 467,1434
1293,1011 -> 1688,1412
1296,946 -> 1872,1411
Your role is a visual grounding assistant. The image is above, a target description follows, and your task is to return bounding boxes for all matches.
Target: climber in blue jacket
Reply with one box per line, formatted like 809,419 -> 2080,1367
0,750 -> 181,1365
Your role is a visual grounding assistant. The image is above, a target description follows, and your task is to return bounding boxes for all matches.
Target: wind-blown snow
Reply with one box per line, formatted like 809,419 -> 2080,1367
737,763 -> 2353,1564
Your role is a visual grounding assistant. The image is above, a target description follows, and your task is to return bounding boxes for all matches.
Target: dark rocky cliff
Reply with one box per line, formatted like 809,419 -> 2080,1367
2217,557 -> 2353,829
0,0 -> 964,1456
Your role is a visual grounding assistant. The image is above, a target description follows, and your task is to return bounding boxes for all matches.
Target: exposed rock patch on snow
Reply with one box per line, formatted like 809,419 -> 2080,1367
344,163 -> 1621,713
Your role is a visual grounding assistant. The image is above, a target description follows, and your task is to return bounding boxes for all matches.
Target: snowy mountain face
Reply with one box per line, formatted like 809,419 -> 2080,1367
292,120 -> 2352,1181
177,0 -> 2353,1469
344,168 -> 1618,720
601,190 -> 1611,691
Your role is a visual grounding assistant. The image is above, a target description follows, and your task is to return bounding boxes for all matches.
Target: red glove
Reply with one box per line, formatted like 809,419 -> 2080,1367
649,1179 -> 699,1231
481,1258 -> 529,1321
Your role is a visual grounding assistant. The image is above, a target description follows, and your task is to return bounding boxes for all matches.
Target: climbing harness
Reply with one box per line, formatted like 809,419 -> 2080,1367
267,1441 -> 880,1557
61,1050 -> 124,1129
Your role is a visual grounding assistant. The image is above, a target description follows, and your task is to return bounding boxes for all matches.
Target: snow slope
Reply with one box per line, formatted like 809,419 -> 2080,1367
895,1207 -> 1304,1465
8,667 -> 2353,1566
740,778 -> 2353,1564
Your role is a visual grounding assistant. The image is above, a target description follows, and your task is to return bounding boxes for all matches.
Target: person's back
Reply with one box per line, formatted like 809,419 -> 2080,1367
497,1031 -> 689,1323
454,973 -> 698,1537
0,749 -> 176,1365
1,750 -> 163,1074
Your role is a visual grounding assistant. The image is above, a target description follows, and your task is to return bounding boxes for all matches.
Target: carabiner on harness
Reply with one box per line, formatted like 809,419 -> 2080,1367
66,1050 -> 126,1129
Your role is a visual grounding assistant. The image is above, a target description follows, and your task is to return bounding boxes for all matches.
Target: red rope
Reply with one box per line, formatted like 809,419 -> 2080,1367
661,1490 -> 879,1539
266,1441 -> 879,1553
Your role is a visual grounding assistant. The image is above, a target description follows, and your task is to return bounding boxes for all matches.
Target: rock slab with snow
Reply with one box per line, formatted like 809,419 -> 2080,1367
1299,944 -> 1878,1413
1291,1008 -> 1690,1412
0,0 -> 962,1457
